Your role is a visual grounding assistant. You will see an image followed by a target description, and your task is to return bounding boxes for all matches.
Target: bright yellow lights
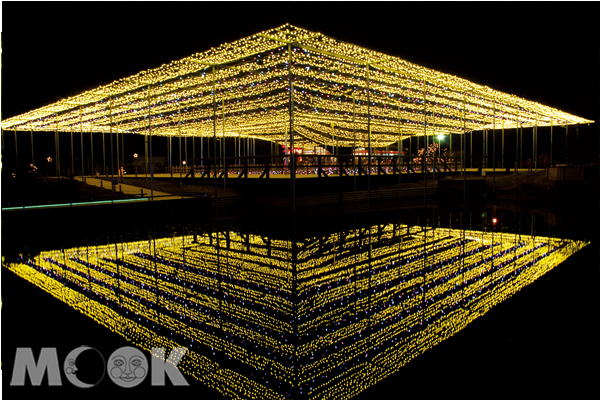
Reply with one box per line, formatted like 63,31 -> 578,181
1,24 -> 593,149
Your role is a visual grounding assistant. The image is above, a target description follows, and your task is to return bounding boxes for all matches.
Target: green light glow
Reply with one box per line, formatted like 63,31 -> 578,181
1,197 -> 149,211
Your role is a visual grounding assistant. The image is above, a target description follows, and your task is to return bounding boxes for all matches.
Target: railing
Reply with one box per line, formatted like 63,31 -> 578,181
162,154 -> 466,179
36,154 -> 534,179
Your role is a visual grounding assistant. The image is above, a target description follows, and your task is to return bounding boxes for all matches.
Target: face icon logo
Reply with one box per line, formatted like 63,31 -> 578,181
65,358 -> 78,375
63,346 -> 105,388
107,347 -> 148,388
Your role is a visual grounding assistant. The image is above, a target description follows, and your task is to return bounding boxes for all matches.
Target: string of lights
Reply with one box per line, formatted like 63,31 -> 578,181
2,24 -> 592,150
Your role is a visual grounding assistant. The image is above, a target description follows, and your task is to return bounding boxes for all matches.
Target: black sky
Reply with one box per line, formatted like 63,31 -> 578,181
2,1 -> 599,124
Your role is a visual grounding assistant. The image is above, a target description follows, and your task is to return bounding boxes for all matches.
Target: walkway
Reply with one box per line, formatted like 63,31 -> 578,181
75,177 -> 193,200
142,167 -> 542,179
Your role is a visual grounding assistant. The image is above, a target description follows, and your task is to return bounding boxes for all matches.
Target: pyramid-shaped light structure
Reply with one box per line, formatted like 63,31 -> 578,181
1,24 -> 593,148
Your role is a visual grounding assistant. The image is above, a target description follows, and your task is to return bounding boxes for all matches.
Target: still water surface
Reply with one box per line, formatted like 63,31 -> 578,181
2,203 -> 594,399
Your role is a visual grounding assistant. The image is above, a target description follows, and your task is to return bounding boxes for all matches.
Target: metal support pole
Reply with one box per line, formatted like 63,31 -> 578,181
367,63 -> 371,214
288,43 -> 296,209
102,132 -> 106,177
177,108 -> 183,186
193,135 -> 196,185
460,133 -> 463,174
55,127 -> 59,178
532,122 -> 537,171
56,119 -> 61,177
515,123 -> 519,173
179,133 -> 183,184
150,130 -> 154,200
147,84 -> 154,200
463,96 -> 466,202
284,125 -> 288,173
486,129 -> 489,168
91,131 -> 94,176
519,124 -> 523,169
424,84 -> 428,178
116,131 -> 120,178
470,130 -> 473,168
179,108 -> 182,185
336,135 -> 339,165
30,126 -> 35,169
212,65 -> 218,201
331,122 -> 335,165
483,129 -> 486,169
80,108 -> 84,179
169,136 -> 173,181
70,127 -> 74,176
501,124 -> 504,169
14,130 -> 19,170
398,104 -> 402,195
352,91 -> 356,178
110,98 -> 114,181
493,100 -> 496,195
121,130 -> 124,176
565,125 -> 568,164
515,124 -> 519,168
550,121 -> 553,167
222,97 -> 226,190
145,101 -> 149,180
576,124 -> 579,163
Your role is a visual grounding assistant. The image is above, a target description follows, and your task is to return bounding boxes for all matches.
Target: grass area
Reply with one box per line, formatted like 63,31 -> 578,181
1,176 -> 130,207
107,176 -> 239,198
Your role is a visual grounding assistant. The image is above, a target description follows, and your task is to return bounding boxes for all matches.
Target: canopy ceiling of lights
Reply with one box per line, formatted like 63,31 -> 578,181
1,24 -> 593,148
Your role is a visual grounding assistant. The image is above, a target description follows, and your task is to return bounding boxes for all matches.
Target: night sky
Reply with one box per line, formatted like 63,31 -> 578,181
3,2 -> 598,123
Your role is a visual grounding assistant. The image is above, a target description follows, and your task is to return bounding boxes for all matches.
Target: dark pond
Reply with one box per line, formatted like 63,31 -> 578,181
2,195 -> 598,399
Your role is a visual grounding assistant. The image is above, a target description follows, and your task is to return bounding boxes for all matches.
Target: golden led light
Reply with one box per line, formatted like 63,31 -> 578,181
1,24 -> 592,149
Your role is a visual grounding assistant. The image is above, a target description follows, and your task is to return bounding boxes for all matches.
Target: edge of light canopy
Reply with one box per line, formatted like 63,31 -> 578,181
2,24 -> 593,148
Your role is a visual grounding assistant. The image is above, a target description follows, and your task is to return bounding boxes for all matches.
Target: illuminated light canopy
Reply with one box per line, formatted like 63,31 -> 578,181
1,24 -> 593,148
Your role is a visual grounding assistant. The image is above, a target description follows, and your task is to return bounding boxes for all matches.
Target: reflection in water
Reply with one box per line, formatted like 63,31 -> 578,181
4,224 -> 588,399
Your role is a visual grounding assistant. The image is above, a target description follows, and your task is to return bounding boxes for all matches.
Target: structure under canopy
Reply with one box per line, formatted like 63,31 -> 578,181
1,24 -> 593,148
